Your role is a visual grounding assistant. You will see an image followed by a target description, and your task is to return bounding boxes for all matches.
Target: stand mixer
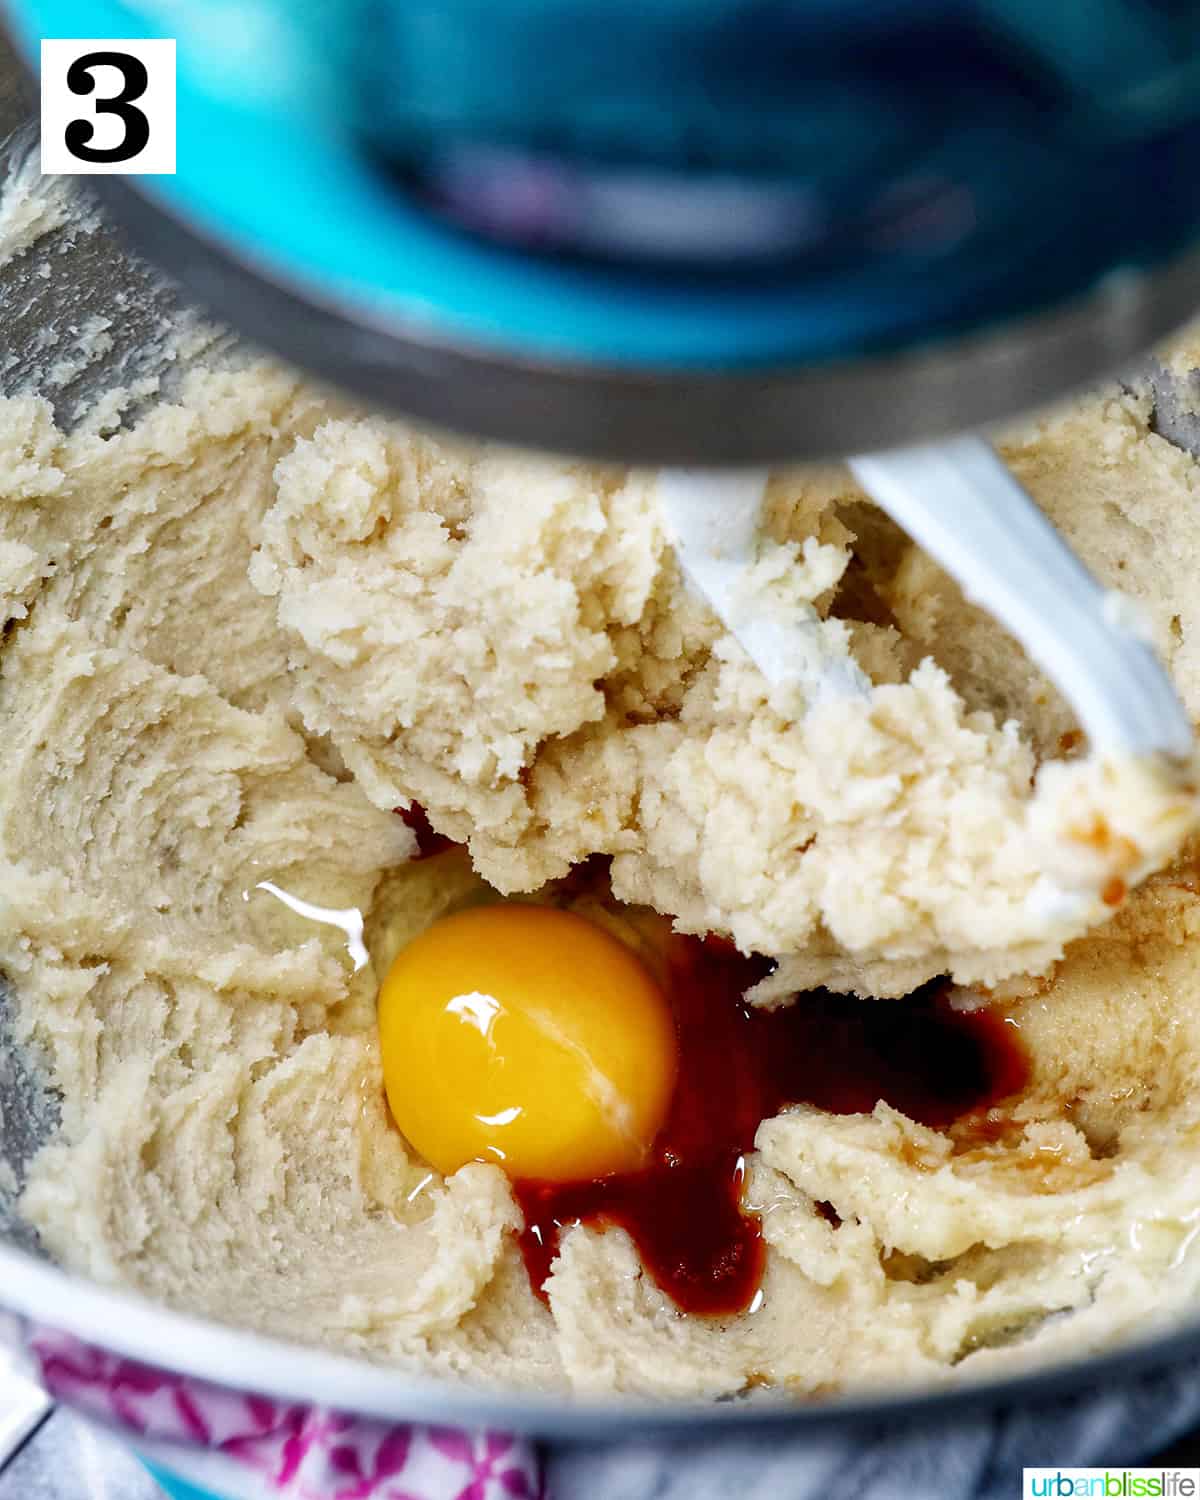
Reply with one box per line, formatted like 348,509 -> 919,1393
6,1 -> 1200,795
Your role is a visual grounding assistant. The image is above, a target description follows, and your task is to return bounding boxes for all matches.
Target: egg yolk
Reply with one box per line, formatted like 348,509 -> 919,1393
377,904 -> 678,1181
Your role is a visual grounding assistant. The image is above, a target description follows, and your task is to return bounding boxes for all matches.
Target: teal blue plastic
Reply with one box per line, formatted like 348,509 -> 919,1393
141,1457 -> 223,1500
15,0 -> 1200,369
348,0 -> 1200,171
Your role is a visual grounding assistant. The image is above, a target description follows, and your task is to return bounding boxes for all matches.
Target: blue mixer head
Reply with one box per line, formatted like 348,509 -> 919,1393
12,0 -> 1200,462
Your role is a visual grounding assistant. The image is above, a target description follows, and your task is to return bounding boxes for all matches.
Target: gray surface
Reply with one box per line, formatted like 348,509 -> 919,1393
1145,357 -> 1200,456
0,1411 -> 164,1500
547,1359 -> 1200,1500
0,29 -> 235,437
0,122 -> 234,435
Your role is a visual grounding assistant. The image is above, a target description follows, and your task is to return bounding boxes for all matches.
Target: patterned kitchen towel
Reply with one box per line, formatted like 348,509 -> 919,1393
26,1327 -> 542,1500
24,1325 -> 1200,1500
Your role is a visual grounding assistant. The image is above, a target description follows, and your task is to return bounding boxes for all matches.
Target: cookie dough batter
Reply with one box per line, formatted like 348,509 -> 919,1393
6,334 -> 1200,1396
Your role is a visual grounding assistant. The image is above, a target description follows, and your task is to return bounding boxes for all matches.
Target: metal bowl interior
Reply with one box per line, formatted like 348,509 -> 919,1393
5,58 -> 1200,1443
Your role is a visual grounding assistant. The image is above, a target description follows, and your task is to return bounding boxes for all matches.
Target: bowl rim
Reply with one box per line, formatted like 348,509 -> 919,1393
3,1236 -> 1200,1439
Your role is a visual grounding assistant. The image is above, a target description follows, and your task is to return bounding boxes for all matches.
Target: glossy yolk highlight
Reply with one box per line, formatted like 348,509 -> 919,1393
377,904 -> 678,1181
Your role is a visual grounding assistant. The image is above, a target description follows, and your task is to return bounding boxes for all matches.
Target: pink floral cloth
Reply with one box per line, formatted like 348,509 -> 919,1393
27,1327 -> 542,1500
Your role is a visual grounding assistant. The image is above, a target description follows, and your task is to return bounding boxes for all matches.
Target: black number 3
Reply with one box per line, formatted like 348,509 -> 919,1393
64,51 -> 150,163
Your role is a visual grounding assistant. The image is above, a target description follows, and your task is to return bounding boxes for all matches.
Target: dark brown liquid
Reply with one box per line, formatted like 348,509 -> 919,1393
397,803 -> 455,860
390,809 -> 1030,1318
514,934 -> 1029,1318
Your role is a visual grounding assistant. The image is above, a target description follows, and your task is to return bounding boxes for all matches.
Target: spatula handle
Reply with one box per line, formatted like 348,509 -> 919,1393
850,435 -> 1193,758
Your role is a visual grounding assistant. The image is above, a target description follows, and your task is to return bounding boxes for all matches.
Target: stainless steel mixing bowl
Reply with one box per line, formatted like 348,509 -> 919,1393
4,32 -> 1200,1475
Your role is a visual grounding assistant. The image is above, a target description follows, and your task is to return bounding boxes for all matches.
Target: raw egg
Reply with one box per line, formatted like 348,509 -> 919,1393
377,904 -> 678,1181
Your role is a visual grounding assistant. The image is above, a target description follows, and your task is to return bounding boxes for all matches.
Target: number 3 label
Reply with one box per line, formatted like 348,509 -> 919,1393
41,39 -> 175,175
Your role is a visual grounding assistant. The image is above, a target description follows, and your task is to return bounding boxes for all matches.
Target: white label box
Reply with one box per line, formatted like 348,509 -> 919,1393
40,38 -> 175,175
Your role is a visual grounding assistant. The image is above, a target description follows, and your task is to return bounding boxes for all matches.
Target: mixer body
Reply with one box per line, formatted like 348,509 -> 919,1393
12,0 -> 1200,461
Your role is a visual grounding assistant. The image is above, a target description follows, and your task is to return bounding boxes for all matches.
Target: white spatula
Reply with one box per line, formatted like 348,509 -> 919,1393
660,435 -> 1193,762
